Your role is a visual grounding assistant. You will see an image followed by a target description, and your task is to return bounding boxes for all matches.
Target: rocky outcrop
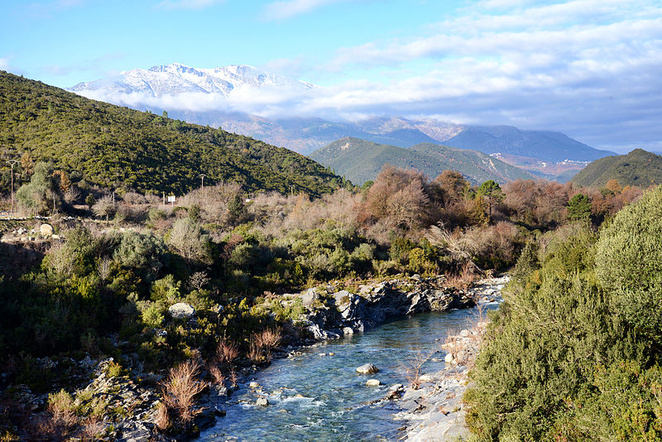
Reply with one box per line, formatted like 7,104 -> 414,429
298,276 -> 475,342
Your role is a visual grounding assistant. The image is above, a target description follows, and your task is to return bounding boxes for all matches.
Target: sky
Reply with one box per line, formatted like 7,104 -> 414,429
1,0 -> 661,153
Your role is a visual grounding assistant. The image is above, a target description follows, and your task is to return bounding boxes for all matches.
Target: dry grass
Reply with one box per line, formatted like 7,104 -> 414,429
156,360 -> 205,431
215,339 -> 239,367
249,328 -> 282,364
444,261 -> 479,290
38,389 -> 79,438
207,365 -> 225,386
80,416 -> 104,440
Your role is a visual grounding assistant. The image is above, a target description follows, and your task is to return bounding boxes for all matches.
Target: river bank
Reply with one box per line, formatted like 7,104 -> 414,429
1,275 -> 486,441
394,276 -> 508,441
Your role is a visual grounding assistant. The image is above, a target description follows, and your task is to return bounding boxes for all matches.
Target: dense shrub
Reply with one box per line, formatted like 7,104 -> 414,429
466,187 -> 662,440
596,187 -> 662,342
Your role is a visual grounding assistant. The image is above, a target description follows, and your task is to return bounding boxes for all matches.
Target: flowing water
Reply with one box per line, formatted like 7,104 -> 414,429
201,303 -> 498,442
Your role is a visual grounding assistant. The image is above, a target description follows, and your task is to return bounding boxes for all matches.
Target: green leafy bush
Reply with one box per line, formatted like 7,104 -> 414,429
595,187 -> 662,341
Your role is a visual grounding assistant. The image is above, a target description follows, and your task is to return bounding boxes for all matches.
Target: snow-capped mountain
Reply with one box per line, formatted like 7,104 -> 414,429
68,63 -> 315,98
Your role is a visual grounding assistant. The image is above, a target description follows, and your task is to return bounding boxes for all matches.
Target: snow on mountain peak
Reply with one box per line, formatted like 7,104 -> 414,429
68,63 -> 315,99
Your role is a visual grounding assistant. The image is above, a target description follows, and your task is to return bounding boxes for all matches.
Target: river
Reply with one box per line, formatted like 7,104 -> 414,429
200,299 -> 499,442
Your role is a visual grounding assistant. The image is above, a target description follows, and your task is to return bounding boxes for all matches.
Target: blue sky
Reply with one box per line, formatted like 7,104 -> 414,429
2,0 -> 661,153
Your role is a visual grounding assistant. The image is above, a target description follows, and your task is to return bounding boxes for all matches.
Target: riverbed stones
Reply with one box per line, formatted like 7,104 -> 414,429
249,381 -> 260,389
356,363 -> 380,374
256,397 -> 269,406
366,379 -> 381,386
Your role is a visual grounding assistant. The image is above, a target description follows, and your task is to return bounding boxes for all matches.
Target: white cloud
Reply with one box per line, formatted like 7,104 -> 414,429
0,58 -> 10,71
78,0 -> 662,152
260,0 -> 348,21
157,0 -> 225,10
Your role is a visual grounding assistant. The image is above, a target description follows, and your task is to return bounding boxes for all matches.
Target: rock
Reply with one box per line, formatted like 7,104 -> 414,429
460,329 -> 471,337
356,363 -> 380,374
366,379 -> 381,386
194,407 -> 217,431
419,374 -> 434,383
301,288 -> 320,309
117,422 -> 152,442
249,381 -> 260,389
256,397 -> 269,406
168,302 -> 195,319
40,223 -> 54,236
343,327 -> 354,336
387,383 -> 405,399
445,353 -> 454,363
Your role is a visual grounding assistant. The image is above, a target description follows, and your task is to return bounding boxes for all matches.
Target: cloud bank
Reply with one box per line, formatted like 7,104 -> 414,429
81,0 -> 662,152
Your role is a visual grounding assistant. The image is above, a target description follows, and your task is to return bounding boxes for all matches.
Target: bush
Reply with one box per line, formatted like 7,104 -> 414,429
465,225 -> 641,440
156,360 -> 205,433
595,186 -> 662,341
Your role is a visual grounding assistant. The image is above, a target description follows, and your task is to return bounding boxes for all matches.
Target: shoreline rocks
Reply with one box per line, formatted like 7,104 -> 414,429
297,275 -> 476,344
394,276 -> 508,441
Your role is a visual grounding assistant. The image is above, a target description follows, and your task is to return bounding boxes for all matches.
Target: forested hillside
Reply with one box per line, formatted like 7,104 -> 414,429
0,71 -> 346,196
309,137 -> 534,185
571,148 -> 662,188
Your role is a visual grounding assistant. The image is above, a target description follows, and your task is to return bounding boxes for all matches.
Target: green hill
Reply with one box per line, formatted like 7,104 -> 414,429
571,148 -> 662,188
309,137 -> 535,185
0,71 -> 345,196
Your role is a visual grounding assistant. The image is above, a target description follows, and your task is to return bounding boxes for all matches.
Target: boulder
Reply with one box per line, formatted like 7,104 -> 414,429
40,223 -> 54,236
256,397 -> 269,406
168,303 -> 195,319
366,379 -> 381,386
356,363 -> 380,374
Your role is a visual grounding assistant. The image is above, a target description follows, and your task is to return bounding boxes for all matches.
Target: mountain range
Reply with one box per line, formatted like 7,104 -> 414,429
69,63 -> 315,98
309,137 -> 536,185
68,63 -> 616,179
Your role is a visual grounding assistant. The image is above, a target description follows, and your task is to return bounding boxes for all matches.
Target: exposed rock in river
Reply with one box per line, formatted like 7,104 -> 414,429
299,276 -> 475,342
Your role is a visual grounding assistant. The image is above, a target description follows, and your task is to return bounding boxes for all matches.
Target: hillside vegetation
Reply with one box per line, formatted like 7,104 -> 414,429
0,71 -> 345,196
571,148 -> 662,188
309,137 -> 534,185
466,186 -> 662,440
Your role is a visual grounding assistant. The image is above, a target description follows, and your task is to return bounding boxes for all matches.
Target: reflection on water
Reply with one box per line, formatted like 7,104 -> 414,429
201,304 -> 497,442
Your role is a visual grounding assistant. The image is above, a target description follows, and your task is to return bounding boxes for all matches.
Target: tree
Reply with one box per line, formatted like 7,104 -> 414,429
475,179 -> 504,220
365,166 -> 432,231
93,195 -> 117,222
167,218 -> 212,264
567,193 -> 592,221
15,161 -> 57,215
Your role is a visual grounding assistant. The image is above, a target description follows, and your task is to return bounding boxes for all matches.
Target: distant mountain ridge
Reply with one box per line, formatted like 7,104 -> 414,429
67,63 -> 615,177
571,148 -> 662,188
309,137 -> 535,185
443,125 -> 613,163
